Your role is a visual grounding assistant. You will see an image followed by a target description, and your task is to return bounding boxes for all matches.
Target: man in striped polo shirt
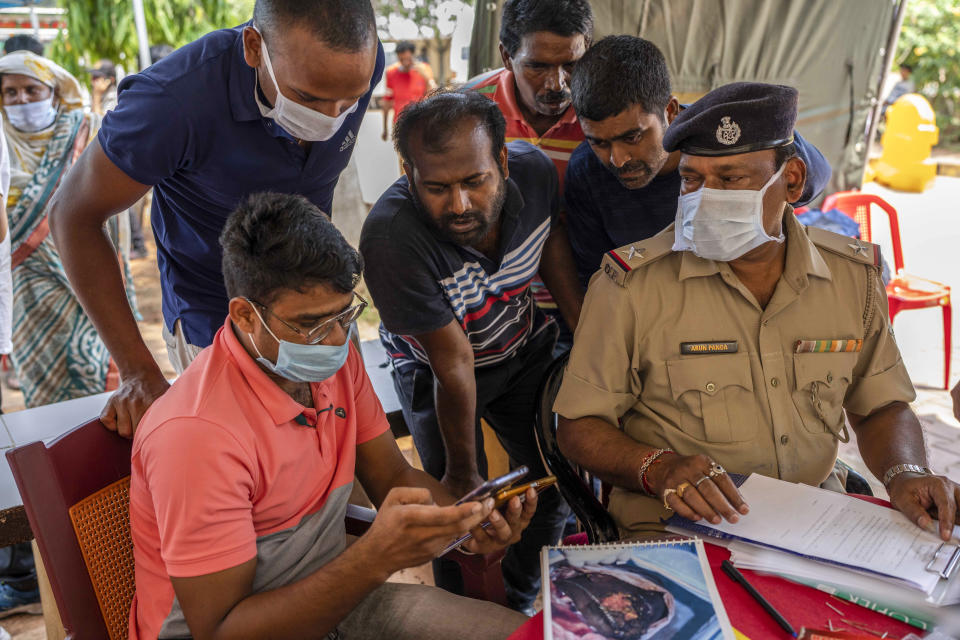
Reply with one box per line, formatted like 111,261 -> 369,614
361,91 -> 582,613
464,0 -> 594,352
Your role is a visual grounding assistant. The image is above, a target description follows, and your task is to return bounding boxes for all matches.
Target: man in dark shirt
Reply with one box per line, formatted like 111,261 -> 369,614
49,0 -> 384,437
564,36 -> 832,287
361,91 -> 581,612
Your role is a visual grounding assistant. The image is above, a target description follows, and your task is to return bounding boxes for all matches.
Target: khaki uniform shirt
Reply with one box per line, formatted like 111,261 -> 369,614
554,210 -> 916,538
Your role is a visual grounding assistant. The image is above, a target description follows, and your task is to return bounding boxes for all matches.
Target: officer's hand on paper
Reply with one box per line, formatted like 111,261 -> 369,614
887,472 -> 960,542
647,454 -> 750,525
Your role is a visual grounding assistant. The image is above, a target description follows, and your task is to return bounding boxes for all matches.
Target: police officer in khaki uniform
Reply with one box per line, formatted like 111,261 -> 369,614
555,82 -> 960,542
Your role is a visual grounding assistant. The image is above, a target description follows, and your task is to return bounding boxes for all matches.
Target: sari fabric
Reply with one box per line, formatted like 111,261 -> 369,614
2,52 -> 137,407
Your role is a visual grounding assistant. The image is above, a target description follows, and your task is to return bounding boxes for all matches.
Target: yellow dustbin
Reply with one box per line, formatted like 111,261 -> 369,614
874,93 -> 939,192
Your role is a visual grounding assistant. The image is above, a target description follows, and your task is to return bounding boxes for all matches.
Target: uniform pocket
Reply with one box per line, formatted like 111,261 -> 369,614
666,354 -> 757,443
792,352 -> 858,435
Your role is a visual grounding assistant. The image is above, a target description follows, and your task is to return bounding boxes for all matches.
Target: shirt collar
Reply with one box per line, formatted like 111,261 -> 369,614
228,22 -> 262,123
219,317 -> 327,426
677,206 -> 832,282
493,68 -> 579,131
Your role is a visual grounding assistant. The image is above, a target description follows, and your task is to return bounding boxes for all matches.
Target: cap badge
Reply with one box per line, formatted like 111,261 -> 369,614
716,116 -> 741,145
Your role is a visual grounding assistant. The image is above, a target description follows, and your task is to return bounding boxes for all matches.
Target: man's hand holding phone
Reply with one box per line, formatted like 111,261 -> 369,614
459,486 -> 538,554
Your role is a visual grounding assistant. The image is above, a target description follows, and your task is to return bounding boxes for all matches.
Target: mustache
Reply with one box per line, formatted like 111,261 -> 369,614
537,90 -> 571,104
611,160 -> 652,177
441,211 -> 484,227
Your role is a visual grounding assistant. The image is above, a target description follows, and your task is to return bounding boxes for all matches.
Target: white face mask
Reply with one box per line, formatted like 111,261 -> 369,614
254,34 -> 358,142
673,163 -> 787,262
5,97 -> 57,132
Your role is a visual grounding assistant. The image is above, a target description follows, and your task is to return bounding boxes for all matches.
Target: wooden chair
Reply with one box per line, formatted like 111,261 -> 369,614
7,419 -> 507,640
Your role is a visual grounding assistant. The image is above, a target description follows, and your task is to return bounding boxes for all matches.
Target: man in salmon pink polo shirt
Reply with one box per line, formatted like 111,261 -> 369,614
128,192 -> 535,640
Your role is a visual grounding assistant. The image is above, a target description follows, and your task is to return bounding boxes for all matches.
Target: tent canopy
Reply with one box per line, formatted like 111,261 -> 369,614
470,0 -> 900,194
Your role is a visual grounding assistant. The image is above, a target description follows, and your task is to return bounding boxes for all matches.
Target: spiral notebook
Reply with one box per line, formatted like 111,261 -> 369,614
541,538 -> 734,640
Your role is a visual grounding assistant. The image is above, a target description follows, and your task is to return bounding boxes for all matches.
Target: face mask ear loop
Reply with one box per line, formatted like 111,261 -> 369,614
246,301 -> 282,363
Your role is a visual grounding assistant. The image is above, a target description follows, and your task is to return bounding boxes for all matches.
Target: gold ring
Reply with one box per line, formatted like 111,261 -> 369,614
676,482 -> 692,499
695,475 -> 710,488
708,462 -> 726,478
662,488 -> 677,510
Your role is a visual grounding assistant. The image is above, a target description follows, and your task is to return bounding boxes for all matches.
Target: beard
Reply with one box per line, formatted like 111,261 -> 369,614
411,175 -> 508,247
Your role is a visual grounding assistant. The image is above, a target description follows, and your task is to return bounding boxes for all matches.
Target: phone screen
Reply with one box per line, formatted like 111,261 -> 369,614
454,466 -> 529,505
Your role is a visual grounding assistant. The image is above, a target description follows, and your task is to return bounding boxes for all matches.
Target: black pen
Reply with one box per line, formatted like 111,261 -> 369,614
721,559 -> 797,638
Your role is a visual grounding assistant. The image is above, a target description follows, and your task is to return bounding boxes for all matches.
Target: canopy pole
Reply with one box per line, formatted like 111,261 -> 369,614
131,0 -> 151,70
28,3 -> 39,37
864,0 -> 909,160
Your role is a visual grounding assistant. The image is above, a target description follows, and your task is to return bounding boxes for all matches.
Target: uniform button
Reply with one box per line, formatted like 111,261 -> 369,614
705,382 -> 717,393
826,373 -> 833,383
780,435 -> 789,445
770,377 -> 779,387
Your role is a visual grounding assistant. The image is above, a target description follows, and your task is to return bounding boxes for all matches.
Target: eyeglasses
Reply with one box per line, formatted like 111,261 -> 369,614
247,293 -> 368,345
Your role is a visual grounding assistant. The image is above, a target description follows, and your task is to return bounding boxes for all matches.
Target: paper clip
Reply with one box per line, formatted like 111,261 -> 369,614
925,543 -> 960,579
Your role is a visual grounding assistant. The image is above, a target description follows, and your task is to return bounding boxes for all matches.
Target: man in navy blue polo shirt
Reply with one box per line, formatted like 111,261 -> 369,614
564,36 -> 832,287
48,0 -> 384,437
360,91 -> 581,613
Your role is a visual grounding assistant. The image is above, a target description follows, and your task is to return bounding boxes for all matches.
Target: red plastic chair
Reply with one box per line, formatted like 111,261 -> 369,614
822,191 -> 951,389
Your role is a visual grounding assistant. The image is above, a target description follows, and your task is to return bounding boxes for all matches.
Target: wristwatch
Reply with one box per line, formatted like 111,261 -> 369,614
882,463 -> 934,487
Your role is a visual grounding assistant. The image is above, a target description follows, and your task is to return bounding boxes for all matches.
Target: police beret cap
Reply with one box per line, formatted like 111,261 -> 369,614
662,82 -> 798,156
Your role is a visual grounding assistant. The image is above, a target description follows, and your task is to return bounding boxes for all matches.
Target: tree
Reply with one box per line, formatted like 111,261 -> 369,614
49,0 -> 254,79
897,0 -> 960,143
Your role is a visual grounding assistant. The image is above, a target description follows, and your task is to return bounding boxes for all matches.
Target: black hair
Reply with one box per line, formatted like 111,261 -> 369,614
899,63 -> 913,73
221,192 -> 362,305
4,35 -> 43,56
150,44 -> 174,64
396,41 -> 416,55
253,0 -> 375,52
500,0 -> 593,57
393,90 -> 506,170
571,35 -> 672,122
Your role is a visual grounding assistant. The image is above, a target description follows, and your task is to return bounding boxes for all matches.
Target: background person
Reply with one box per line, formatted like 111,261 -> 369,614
380,40 -> 434,141
49,0 -> 385,437
89,58 -> 117,116
0,50 -> 136,409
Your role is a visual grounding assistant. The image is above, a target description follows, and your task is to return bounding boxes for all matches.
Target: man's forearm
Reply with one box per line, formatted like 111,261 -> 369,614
51,214 -> 160,378
210,541 -> 385,640
849,401 -> 928,482
557,415 -> 659,491
539,224 -> 584,331
434,365 -> 480,476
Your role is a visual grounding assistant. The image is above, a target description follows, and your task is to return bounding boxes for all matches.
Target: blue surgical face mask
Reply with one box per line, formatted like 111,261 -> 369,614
248,306 -> 349,383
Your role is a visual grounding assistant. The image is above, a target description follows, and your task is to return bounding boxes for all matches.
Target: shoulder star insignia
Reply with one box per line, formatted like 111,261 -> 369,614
848,240 -> 868,256
627,245 -> 644,260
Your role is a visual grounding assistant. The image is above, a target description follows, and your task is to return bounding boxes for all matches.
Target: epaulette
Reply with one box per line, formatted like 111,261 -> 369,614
806,226 -> 881,267
599,231 -> 675,287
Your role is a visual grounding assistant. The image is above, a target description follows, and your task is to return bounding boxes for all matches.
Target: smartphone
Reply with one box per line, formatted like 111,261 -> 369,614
454,466 -> 529,505
442,473 -> 556,555
493,475 -> 557,508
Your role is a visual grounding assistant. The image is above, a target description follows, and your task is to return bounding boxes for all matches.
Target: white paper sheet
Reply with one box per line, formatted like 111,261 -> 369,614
696,474 -> 952,593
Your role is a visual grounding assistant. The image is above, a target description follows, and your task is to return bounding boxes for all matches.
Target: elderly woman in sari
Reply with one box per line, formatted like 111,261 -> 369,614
0,51 -> 138,408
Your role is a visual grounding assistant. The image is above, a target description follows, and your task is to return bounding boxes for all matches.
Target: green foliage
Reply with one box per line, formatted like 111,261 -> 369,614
48,0 -> 254,80
897,0 -> 960,143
